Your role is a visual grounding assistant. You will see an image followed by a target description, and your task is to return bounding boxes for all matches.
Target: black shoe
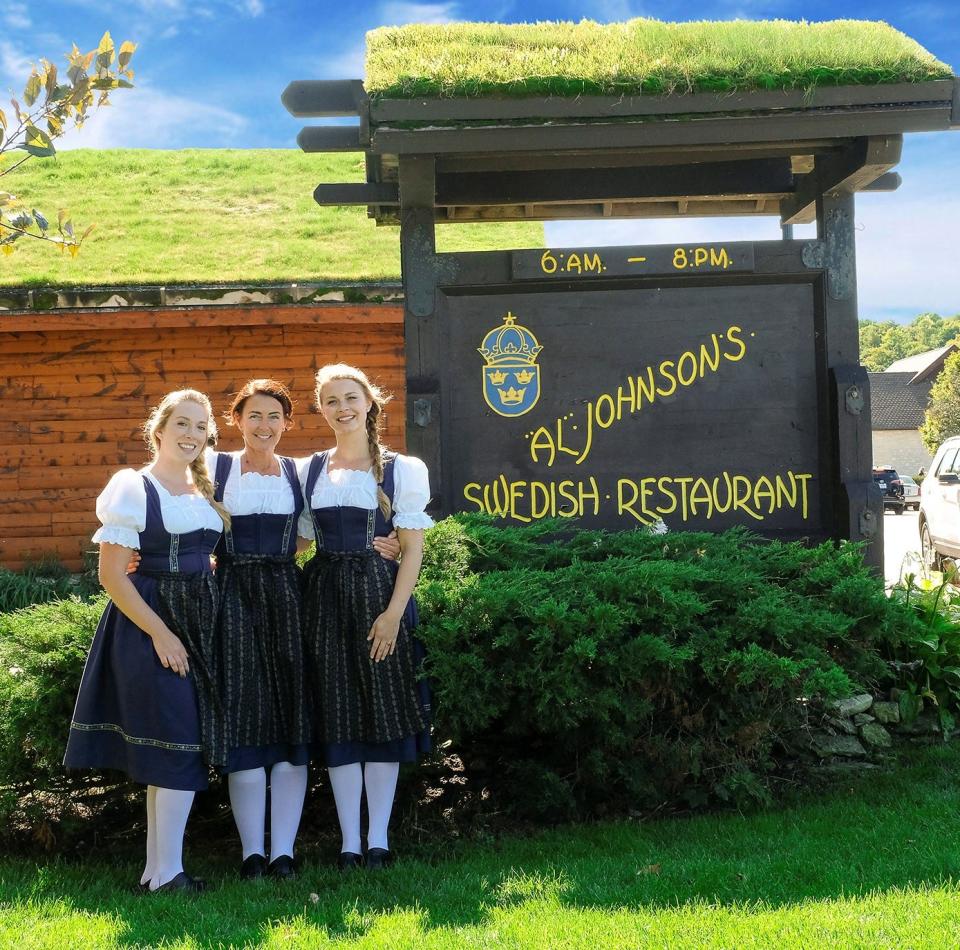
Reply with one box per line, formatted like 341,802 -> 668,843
268,855 -> 297,880
336,851 -> 364,871
240,854 -> 267,880
365,848 -> 393,870
153,871 -> 207,894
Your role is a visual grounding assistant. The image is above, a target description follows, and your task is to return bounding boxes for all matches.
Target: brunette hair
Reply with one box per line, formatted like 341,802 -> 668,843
143,389 -> 231,529
225,378 -> 294,427
314,363 -> 392,518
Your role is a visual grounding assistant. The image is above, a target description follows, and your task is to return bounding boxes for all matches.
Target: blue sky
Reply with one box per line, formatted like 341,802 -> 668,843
3,1 -> 959,321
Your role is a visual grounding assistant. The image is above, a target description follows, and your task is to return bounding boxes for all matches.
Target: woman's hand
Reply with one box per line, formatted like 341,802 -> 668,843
150,627 -> 191,678
125,551 -> 142,575
372,530 -> 401,562
367,612 -> 400,662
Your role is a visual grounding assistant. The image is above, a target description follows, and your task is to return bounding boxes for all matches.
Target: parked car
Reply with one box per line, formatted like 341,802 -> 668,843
919,437 -> 960,570
899,475 -> 921,511
872,466 -> 905,515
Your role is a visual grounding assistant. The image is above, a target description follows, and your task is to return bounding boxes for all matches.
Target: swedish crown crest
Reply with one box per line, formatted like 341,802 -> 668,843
477,312 -> 543,417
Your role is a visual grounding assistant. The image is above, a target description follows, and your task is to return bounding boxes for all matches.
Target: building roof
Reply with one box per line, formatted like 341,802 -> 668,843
870,372 -> 933,429
885,343 -> 958,381
364,20 -> 953,100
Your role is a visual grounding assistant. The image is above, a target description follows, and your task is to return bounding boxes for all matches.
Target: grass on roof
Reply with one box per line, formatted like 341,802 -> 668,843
365,18 -> 954,100
0,150 -> 543,288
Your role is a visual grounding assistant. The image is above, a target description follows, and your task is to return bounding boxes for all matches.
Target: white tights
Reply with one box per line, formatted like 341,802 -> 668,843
227,761 -> 308,861
327,761 -> 400,853
141,785 -> 195,889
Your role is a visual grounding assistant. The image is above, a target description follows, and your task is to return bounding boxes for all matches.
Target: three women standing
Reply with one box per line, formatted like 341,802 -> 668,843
66,366 -> 432,887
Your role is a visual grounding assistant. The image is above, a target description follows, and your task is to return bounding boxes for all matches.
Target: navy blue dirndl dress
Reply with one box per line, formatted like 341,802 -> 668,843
302,451 -> 431,767
64,476 -> 223,791
213,453 -> 310,773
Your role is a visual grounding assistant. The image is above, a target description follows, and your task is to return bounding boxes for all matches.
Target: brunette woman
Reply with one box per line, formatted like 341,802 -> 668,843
208,379 -> 310,880
64,390 -> 229,893
298,364 -> 432,870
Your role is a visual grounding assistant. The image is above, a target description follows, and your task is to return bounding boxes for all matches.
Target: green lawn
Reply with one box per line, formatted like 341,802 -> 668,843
0,150 -> 543,288
365,18 -> 953,100
2,744 -> 960,947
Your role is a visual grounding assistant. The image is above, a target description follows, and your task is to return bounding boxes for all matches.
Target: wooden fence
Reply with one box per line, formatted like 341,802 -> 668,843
0,303 -> 405,570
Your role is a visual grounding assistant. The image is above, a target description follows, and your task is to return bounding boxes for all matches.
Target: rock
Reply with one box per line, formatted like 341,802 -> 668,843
810,732 -> 867,758
894,712 -> 940,735
871,701 -> 901,725
827,694 -> 874,718
825,715 -> 857,736
859,722 -> 892,748
853,713 -> 875,726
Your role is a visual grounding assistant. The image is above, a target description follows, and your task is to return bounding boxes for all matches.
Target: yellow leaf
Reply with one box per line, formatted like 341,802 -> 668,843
1,245 -> 13,256
68,243 -> 80,257
97,31 -> 114,56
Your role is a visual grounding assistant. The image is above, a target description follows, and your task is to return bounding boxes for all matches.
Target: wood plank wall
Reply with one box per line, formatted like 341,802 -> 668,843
0,304 -> 405,570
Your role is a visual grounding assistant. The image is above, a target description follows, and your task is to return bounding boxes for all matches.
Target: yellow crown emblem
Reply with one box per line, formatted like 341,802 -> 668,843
478,312 -> 543,367
479,311 -> 543,418
498,386 -> 527,405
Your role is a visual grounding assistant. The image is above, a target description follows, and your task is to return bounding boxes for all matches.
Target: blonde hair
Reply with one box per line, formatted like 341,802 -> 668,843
143,389 -> 231,529
314,363 -> 392,518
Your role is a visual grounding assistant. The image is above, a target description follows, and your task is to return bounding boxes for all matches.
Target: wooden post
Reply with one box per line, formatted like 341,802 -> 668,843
398,154 -> 442,513
816,191 -> 883,570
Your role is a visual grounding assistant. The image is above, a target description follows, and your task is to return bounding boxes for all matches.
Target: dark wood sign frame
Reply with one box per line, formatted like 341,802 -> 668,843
283,74 -> 960,570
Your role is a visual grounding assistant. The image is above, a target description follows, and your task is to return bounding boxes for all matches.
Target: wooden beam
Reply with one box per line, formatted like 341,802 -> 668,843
282,79 -> 366,117
313,182 -> 400,206
780,135 -> 902,225
370,105 -> 950,155
370,79 -> 955,122
435,141 -> 847,174
297,125 -> 365,152
434,158 -> 793,206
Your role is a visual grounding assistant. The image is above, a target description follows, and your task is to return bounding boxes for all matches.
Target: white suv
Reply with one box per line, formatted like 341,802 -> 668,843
919,436 -> 960,570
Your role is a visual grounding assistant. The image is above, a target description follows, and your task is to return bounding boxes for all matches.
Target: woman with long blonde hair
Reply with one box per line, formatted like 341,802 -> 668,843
298,364 -> 432,870
65,390 -> 228,893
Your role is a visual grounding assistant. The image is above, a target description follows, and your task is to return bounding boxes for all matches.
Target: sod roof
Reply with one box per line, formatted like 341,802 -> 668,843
364,18 -> 953,100
0,149 -> 543,288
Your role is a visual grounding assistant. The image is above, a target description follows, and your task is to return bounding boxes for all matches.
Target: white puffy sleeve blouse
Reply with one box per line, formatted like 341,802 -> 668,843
91,468 -> 222,548
207,450 -> 296,516
296,453 -> 434,542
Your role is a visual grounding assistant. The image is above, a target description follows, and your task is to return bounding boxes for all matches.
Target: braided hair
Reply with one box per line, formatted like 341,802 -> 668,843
143,389 -> 232,529
314,364 -> 392,518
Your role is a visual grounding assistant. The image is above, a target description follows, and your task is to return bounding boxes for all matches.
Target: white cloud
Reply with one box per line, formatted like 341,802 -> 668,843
3,3 -> 31,30
54,84 -> 248,149
379,2 -> 460,26
241,0 -> 265,14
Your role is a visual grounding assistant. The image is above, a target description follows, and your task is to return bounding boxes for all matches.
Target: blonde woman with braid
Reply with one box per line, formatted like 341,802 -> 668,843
298,364 -> 432,870
65,390 -> 229,893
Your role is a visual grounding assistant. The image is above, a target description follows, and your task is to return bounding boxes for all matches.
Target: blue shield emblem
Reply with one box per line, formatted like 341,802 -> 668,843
477,312 -> 543,419
483,365 -> 541,417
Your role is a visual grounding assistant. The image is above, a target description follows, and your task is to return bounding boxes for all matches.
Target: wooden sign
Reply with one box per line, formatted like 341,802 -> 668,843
511,243 -> 757,280
440,281 -> 821,534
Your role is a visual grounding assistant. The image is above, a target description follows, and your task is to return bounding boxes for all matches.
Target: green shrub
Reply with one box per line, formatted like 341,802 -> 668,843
0,560 -> 76,613
417,518 -> 924,817
0,595 -> 138,843
0,519 -> 933,845
888,572 -> 960,733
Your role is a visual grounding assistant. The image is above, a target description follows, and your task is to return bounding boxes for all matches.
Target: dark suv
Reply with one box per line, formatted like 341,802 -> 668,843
873,466 -> 905,515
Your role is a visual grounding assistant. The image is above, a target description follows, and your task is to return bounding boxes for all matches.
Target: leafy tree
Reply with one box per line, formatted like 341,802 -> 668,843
859,312 -> 960,372
920,349 -> 960,452
0,32 -> 136,257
